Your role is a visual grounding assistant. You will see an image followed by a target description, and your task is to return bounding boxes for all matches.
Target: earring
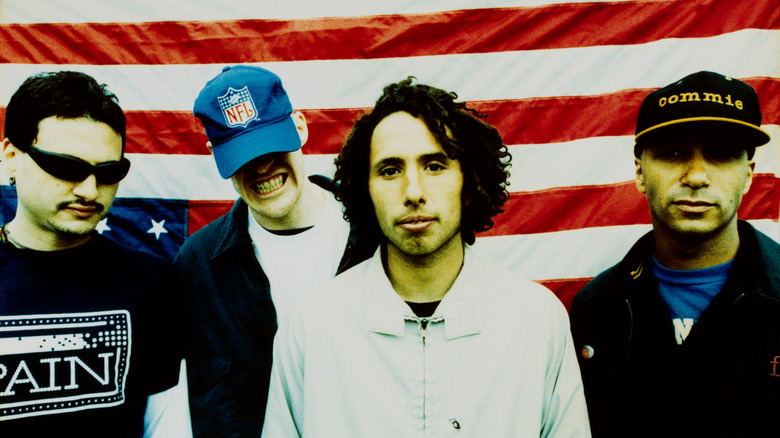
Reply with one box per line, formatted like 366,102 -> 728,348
9,176 -> 15,186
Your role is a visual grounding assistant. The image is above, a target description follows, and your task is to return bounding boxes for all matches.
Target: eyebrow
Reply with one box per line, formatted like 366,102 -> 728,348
420,152 -> 451,163
372,152 -> 452,170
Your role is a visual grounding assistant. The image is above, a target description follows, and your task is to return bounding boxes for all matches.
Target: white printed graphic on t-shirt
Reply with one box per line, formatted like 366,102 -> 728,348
0,311 -> 131,421
672,318 -> 695,345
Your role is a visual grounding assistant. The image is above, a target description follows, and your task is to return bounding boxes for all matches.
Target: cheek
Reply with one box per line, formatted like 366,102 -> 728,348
99,184 -> 120,202
443,175 -> 464,208
368,183 -> 389,217
230,173 -> 249,197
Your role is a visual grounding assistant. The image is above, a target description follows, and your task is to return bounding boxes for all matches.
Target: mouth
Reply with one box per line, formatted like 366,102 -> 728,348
397,215 -> 436,232
61,202 -> 103,218
673,199 -> 716,213
252,174 -> 286,195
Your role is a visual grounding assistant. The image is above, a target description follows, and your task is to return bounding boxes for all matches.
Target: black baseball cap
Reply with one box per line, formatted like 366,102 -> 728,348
634,71 -> 770,154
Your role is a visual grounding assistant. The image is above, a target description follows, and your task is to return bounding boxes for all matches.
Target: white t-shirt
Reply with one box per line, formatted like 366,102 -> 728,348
247,188 -> 350,326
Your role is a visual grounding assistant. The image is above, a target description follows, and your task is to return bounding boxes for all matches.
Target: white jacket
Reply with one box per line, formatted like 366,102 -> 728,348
263,247 -> 590,437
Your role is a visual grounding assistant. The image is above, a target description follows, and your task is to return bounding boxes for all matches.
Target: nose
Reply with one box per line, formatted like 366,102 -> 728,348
251,153 -> 277,174
403,168 -> 425,207
681,153 -> 710,189
72,174 -> 100,201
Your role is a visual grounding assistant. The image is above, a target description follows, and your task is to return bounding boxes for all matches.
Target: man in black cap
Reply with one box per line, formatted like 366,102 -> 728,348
570,71 -> 780,437
176,65 -> 373,436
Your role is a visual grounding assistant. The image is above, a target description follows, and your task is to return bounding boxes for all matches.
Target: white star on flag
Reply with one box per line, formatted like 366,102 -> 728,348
147,219 -> 168,240
96,218 -> 111,234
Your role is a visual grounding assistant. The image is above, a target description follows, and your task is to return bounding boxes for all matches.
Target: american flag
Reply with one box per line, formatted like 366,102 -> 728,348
1,0 -> 778,309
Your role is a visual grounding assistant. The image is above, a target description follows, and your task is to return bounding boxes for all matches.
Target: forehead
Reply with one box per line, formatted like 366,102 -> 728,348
34,116 -> 123,162
369,111 -> 447,163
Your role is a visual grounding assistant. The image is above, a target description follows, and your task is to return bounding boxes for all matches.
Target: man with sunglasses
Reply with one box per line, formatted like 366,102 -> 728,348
0,71 -> 191,436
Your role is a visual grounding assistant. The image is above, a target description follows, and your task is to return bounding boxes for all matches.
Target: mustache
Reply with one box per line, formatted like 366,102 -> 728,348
57,200 -> 105,213
669,189 -> 718,204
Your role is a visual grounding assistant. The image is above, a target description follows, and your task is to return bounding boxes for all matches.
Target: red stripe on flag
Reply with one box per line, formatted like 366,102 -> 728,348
126,110 -> 210,155
2,0 -> 778,65
738,174 -> 780,220
187,200 -> 234,236
484,182 -> 651,237
537,278 -> 593,311
119,77 -> 780,155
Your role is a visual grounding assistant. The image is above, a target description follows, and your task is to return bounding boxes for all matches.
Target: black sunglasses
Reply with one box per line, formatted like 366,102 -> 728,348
24,145 -> 131,185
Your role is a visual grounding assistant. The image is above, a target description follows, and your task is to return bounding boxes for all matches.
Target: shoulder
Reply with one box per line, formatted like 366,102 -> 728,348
573,264 -> 620,304
747,222 -> 780,262
314,254 -> 376,303
175,200 -> 243,261
738,221 -> 780,295
473,255 -> 569,328
289,253 -> 380,327
572,230 -> 654,307
482,258 -> 561,307
96,235 -> 169,270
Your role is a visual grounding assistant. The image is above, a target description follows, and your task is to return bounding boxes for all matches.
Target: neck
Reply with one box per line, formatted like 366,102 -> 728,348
4,217 -> 91,251
653,221 -> 740,270
384,234 -> 464,303
251,181 -> 326,231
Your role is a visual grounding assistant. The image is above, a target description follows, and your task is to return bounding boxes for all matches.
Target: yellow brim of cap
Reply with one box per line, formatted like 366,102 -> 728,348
635,116 -> 771,146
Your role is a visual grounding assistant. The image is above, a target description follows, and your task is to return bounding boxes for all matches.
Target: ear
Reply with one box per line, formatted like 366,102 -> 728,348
634,157 -> 646,194
292,111 -> 309,148
1,138 -> 19,179
742,158 -> 755,196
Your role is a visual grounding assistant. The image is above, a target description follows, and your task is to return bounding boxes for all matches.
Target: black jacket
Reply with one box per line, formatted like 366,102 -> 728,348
174,176 -> 374,437
570,220 -> 780,437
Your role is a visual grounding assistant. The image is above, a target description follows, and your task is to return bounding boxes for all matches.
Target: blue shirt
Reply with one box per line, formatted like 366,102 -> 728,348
652,256 -> 733,344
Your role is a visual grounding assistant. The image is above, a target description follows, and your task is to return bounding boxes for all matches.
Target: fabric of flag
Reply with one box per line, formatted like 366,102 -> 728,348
1,0 -> 778,309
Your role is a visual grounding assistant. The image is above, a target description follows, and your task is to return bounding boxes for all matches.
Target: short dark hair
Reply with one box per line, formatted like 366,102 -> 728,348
333,77 -> 511,245
4,71 -> 126,152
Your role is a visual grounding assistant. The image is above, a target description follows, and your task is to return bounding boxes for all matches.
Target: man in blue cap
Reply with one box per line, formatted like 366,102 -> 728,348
570,71 -> 780,437
176,65 -> 374,437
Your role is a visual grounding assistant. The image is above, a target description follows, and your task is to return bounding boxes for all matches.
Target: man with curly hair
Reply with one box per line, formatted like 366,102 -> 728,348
262,77 -> 590,437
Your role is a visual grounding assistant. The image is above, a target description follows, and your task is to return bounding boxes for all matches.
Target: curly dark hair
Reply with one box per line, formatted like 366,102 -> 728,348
4,71 -> 126,152
333,77 -> 511,246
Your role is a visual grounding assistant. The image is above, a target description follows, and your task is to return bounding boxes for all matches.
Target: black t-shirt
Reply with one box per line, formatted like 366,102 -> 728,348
0,234 -> 183,437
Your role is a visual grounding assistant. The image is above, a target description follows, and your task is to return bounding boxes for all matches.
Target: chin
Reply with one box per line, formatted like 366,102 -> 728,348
53,220 -> 101,237
669,221 -> 726,237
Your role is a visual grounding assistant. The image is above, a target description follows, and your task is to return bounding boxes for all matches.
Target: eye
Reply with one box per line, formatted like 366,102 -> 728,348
426,162 -> 446,172
378,167 -> 400,177
652,146 -> 689,160
657,148 -> 682,158
706,147 -> 743,162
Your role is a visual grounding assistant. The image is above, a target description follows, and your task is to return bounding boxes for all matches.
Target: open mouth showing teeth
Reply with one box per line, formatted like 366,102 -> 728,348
253,174 -> 286,195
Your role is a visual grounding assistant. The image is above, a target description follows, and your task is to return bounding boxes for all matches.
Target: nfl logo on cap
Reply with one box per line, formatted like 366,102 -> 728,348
218,86 -> 257,127
193,65 -> 303,179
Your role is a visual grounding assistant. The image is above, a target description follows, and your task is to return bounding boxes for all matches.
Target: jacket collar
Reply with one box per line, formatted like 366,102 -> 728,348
209,198 -> 252,261
612,220 -> 780,300
363,246 -> 483,340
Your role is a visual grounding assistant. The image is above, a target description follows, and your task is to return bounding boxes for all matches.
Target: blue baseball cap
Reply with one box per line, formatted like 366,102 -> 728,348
193,65 -> 302,178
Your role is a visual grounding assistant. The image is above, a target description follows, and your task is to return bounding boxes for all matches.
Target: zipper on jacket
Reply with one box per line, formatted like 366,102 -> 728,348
420,319 -> 429,341
617,298 -> 634,430
420,318 -> 429,431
